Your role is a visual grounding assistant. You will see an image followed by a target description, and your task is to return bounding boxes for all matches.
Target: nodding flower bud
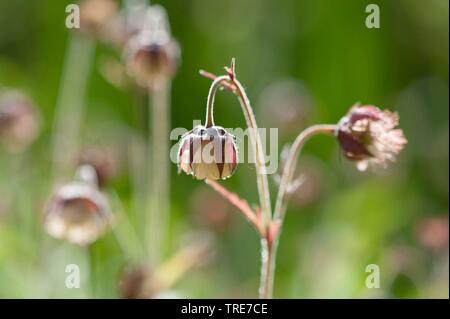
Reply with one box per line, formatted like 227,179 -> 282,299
44,165 -> 112,246
124,5 -> 180,89
336,104 -> 407,171
178,125 -> 238,180
0,89 -> 40,153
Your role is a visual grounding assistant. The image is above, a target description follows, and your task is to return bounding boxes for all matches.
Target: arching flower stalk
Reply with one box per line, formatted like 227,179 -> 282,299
124,4 -> 180,264
180,59 -> 407,298
179,59 -> 273,298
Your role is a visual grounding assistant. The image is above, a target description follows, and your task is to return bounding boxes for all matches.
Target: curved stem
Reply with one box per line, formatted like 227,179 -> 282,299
264,124 -> 336,299
204,75 -> 272,228
203,72 -> 274,299
274,124 -> 336,221
205,75 -> 228,127
232,79 -> 272,228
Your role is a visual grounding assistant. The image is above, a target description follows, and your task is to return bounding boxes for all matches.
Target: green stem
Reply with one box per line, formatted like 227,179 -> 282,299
51,34 -> 95,182
204,74 -> 273,299
274,124 -> 336,221
147,79 -> 171,264
265,124 -> 336,298
258,238 -> 274,298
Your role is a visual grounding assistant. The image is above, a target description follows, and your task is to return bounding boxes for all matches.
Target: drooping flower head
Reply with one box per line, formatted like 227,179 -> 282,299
336,104 -> 407,171
178,125 -> 238,180
44,165 -> 112,245
124,5 -> 180,89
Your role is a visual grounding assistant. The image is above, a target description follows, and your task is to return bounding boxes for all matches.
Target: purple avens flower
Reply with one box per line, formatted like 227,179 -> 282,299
178,125 -> 238,180
336,104 -> 407,171
44,165 -> 112,246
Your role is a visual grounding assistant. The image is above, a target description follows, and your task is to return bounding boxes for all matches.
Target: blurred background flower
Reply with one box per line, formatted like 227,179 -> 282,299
0,89 -> 40,153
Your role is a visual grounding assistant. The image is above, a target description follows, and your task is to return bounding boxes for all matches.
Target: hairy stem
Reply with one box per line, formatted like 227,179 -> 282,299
259,237 -> 275,298
203,70 -> 273,299
147,79 -> 171,264
205,179 -> 265,236
274,124 -> 336,220
232,79 -> 272,228
204,75 -> 223,128
51,34 -> 95,182
264,124 -> 336,298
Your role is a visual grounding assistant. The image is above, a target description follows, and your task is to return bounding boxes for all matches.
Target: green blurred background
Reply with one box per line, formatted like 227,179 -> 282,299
0,0 -> 448,298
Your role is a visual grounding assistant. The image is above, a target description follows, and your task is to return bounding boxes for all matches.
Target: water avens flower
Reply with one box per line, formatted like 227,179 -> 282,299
124,5 -> 180,89
0,89 -> 40,153
44,165 -> 112,246
190,61 -> 408,299
336,104 -> 407,171
178,125 -> 238,180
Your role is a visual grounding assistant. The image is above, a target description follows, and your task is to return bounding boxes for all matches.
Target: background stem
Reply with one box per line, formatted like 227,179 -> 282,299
51,34 -> 95,182
147,79 -> 171,264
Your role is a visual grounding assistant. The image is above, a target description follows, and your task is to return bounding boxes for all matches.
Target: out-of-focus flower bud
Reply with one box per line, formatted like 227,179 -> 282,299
178,125 -> 238,180
79,0 -> 119,39
44,165 -> 112,246
119,233 -> 214,299
77,146 -> 117,188
0,90 -> 40,153
124,5 -> 180,89
336,104 -> 407,171
416,216 -> 449,253
119,264 -> 157,299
